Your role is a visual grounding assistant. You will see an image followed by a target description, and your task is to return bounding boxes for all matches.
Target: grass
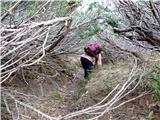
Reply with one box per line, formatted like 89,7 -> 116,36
52,92 -> 63,100
84,60 -> 132,102
147,111 -> 155,120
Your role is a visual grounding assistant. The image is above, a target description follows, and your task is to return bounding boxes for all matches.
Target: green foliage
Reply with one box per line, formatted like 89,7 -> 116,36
78,22 -> 103,38
88,2 -> 96,11
57,3 -> 68,16
52,92 -> 62,100
27,2 -> 36,17
144,65 -> 160,78
88,23 -> 102,35
107,18 -> 118,28
149,76 -> 160,100
88,2 -> 104,12
52,1 -> 71,17
147,112 -> 155,120
88,2 -> 98,11
79,31 -> 84,39
88,30 -> 95,36
1,59 -> 5,65
87,1 -> 118,28
147,116 -> 155,120
75,98 -> 82,109
1,99 -> 6,113
94,24 -> 102,33
47,103 -> 52,109
0,3 -> 7,14
0,3 -> 3,14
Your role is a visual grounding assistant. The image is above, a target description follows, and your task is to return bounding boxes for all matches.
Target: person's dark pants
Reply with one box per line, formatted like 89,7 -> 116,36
84,69 -> 92,79
80,57 -> 94,80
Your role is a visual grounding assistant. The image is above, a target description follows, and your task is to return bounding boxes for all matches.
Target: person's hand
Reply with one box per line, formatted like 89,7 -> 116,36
98,53 -> 102,59
97,53 -> 102,66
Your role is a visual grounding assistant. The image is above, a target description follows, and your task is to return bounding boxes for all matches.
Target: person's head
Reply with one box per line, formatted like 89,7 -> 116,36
84,43 -> 102,57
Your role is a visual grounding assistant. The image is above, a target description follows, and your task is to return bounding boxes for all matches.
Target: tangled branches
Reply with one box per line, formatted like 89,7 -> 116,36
0,1 -> 78,84
0,1 -> 157,120
0,17 -> 72,84
113,0 -> 160,50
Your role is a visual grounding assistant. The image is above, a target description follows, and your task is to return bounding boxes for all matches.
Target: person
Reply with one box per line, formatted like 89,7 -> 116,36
80,44 -> 102,79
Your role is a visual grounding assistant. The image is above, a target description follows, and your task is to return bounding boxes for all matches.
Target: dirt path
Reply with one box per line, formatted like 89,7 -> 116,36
25,68 -> 85,118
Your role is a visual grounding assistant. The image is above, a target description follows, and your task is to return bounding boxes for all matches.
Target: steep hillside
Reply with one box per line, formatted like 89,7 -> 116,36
2,54 -> 160,120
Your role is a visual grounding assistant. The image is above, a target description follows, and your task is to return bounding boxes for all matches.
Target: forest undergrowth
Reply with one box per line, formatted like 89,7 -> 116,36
1,53 -> 160,120
1,0 -> 160,120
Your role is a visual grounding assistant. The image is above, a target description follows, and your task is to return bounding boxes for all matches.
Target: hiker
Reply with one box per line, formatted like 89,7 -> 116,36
80,44 -> 102,79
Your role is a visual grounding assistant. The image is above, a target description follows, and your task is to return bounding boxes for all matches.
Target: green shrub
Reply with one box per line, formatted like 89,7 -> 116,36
1,99 -> 6,113
107,18 -> 118,28
27,2 -> 36,16
149,76 -> 160,100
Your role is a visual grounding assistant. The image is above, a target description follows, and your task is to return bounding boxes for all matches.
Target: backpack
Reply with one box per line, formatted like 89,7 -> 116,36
84,44 -> 102,57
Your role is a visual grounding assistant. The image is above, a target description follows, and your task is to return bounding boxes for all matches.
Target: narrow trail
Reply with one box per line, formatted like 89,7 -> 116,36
30,68 -> 85,118
59,69 -> 84,114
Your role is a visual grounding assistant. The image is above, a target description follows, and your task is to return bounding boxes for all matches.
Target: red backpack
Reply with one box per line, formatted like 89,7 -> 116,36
84,44 -> 102,57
